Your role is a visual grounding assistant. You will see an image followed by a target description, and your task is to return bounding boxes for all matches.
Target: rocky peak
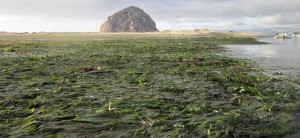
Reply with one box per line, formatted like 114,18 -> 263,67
100,6 -> 158,32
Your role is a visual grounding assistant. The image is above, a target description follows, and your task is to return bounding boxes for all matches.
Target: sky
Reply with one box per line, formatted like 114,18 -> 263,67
0,0 -> 299,33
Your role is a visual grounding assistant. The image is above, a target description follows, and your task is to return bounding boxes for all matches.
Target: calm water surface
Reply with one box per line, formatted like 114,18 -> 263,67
224,37 -> 300,79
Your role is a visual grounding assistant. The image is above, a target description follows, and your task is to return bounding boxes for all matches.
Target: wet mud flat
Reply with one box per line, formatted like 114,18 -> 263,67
0,34 -> 300,137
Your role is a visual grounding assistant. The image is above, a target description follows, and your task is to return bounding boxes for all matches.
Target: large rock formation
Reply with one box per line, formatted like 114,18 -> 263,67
100,6 -> 158,32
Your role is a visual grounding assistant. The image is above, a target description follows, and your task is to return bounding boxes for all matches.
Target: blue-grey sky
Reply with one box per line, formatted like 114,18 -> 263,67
0,0 -> 299,33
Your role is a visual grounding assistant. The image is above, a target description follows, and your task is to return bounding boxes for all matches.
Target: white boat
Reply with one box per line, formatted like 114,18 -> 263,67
274,33 -> 295,39
274,33 -> 287,38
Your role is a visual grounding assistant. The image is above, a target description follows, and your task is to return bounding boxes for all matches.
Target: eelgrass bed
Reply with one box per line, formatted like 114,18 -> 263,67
0,34 -> 299,137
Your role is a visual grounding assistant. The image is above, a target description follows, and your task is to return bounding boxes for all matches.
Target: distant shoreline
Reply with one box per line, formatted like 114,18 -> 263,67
0,30 -> 265,38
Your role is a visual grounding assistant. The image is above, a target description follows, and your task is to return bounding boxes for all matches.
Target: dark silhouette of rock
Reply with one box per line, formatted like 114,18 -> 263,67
100,6 -> 158,32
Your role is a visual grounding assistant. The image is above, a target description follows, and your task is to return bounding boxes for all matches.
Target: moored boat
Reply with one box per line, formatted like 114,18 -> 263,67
274,33 -> 295,39
274,33 -> 287,38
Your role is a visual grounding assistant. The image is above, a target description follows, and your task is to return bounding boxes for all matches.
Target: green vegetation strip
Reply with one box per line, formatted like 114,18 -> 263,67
0,36 -> 300,137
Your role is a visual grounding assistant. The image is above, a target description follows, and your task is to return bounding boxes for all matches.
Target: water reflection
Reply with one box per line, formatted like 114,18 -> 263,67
224,37 -> 300,78
267,37 -> 300,46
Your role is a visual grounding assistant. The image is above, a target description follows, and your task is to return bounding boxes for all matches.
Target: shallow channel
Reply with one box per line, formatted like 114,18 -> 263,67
223,36 -> 300,80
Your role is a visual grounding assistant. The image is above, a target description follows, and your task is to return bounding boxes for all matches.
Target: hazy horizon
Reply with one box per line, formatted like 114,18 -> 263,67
0,0 -> 299,34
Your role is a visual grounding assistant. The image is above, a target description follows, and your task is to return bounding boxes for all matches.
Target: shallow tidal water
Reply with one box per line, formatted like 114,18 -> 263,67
223,37 -> 300,79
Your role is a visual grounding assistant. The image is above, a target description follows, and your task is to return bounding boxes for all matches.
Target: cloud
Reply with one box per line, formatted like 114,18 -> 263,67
0,0 -> 299,32
177,18 -> 199,22
257,16 -> 280,25
257,12 -> 300,25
